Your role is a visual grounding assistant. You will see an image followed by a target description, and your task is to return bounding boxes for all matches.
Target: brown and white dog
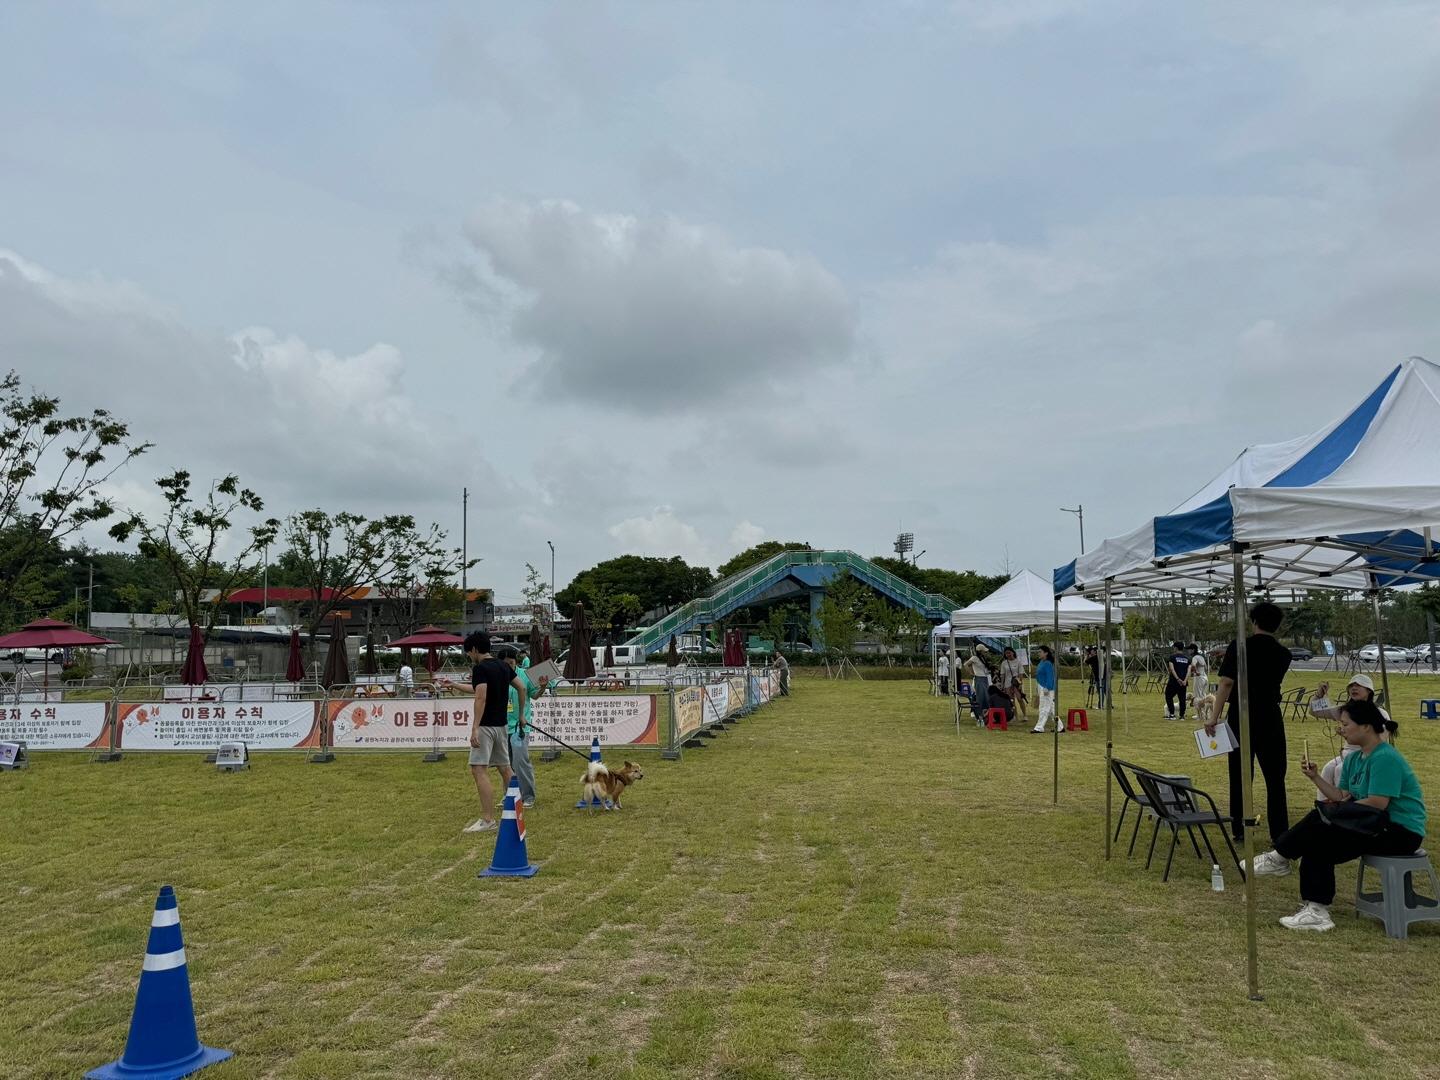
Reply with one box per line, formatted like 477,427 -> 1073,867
581,760 -> 644,811
1193,693 -> 1217,726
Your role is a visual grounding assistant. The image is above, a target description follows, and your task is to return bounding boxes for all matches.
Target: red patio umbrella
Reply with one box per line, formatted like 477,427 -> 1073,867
285,629 -> 305,682
387,626 -> 464,649
0,618 -> 117,690
180,624 -> 209,685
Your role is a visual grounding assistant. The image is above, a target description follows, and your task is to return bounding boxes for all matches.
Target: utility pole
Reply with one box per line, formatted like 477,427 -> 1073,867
261,545 -> 269,625
547,540 -> 556,618
462,488 -> 469,629
1061,505 -> 1085,554
87,563 -> 94,630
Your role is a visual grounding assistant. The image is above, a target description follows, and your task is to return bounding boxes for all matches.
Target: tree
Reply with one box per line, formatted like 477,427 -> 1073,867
521,563 -> 550,606
374,522 -> 473,640
814,571 -> 867,656
715,541 -> 811,580
556,555 -> 713,619
108,472 -> 279,639
0,371 -> 149,627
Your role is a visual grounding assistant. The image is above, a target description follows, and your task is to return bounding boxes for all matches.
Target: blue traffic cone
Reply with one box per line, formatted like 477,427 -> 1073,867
575,737 -> 607,808
479,777 -> 539,878
86,885 -> 232,1080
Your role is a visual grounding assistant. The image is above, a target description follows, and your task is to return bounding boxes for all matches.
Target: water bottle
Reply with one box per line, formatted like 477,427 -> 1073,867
1211,863 -> 1225,892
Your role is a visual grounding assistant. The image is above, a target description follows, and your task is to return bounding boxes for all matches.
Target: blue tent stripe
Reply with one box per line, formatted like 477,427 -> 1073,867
1265,365 -> 1398,489
1154,494 -> 1234,558
1053,561 -> 1076,595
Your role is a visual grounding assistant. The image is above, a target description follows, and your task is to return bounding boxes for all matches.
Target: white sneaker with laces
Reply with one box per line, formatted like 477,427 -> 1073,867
1279,903 -> 1335,931
463,818 -> 496,833
1243,849 -> 1292,876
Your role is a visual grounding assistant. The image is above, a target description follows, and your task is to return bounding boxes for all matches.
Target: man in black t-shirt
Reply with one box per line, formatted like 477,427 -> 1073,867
1164,641 -> 1191,720
461,630 -> 530,834
1205,602 -> 1293,860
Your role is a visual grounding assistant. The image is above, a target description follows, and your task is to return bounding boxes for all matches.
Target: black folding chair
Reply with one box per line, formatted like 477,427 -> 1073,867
1133,771 -> 1245,883
1109,758 -> 1153,857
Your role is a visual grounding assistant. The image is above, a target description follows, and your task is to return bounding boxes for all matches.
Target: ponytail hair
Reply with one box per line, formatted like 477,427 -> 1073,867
1341,698 -> 1387,733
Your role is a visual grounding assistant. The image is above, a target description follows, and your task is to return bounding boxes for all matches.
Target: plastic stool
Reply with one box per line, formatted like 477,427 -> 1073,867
985,708 -> 1009,731
1066,709 -> 1089,732
1421,699 -> 1440,720
1355,849 -> 1440,939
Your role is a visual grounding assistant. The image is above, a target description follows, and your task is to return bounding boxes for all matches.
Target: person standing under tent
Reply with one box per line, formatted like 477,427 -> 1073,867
1259,699 -> 1425,931
501,646 -> 547,809
1164,641 -> 1191,720
937,650 -> 950,696
1083,646 -> 1100,703
965,645 -> 991,725
462,630 -> 529,834
397,659 -> 414,698
1000,646 -> 1029,721
1030,645 -> 1060,733
1188,643 -> 1208,703
1205,602 -> 1293,857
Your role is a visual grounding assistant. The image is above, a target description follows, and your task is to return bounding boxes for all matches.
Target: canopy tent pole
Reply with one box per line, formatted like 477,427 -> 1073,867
1121,623 -> 1129,735
1103,579 -> 1114,860
1232,547 -> 1262,1002
949,625 -> 958,730
1370,584 -> 1393,723
1053,594 -> 1060,805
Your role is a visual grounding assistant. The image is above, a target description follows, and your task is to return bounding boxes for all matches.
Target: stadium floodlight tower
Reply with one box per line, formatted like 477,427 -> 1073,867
893,532 -> 914,564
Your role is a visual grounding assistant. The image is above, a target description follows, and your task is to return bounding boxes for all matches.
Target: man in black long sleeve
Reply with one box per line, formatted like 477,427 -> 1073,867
1205,602 -> 1293,869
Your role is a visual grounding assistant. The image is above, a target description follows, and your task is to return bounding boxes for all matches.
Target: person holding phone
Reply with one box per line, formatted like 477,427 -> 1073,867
1254,699 -> 1426,931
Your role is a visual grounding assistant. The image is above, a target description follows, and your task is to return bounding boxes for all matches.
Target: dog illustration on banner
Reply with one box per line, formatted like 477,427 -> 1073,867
580,760 -> 644,812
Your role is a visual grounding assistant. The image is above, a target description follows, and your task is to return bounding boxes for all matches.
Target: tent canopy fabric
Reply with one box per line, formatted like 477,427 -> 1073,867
388,626 -> 463,648
951,570 -> 1107,630
1056,358 -> 1440,596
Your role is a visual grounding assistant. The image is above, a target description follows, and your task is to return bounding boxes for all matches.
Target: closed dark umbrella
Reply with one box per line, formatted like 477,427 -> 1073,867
180,624 -> 209,685
666,634 -> 679,667
362,628 -> 379,676
285,629 -> 305,682
426,646 -> 441,674
603,640 -> 615,668
540,634 -> 552,662
529,623 -> 543,661
563,603 -> 595,681
321,614 -> 350,689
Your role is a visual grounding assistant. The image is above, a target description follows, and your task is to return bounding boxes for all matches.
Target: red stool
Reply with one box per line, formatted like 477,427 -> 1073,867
1066,708 -> 1089,732
985,708 -> 1009,731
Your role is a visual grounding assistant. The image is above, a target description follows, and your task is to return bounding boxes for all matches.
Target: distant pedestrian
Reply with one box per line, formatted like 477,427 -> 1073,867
1031,646 -> 1059,733
1084,646 -> 1100,701
1000,646 -> 1028,720
397,660 -> 414,697
1164,641 -> 1191,720
1188,643 -> 1208,703
937,650 -> 950,696
462,631 -> 530,834
773,651 -> 790,696
965,645 -> 991,725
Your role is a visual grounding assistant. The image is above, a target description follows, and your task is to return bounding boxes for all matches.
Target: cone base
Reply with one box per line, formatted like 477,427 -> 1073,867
574,798 -> 607,809
478,864 -> 539,877
86,1043 -> 232,1080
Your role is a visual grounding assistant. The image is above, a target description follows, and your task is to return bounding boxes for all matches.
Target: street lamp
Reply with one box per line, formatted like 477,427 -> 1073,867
1061,506 -> 1085,554
547,540 -> 556,618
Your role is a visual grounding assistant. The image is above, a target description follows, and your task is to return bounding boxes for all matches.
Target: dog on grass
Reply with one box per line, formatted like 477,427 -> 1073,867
581,760 -> 644,811
1193,693 -> 1217,726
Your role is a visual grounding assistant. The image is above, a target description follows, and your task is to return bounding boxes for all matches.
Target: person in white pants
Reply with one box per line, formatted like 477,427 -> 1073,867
1031,645 -> 1060,733
1188,644 -> 1208,702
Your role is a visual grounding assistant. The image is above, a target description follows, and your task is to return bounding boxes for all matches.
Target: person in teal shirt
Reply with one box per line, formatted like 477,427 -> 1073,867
1251,698 -> 1426,932
499,647 -> 547,808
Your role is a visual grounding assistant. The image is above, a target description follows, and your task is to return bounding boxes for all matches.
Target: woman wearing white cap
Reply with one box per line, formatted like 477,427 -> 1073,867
1309,674 -> 1394,785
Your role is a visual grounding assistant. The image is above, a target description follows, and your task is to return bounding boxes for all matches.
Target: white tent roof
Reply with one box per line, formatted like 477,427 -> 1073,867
1055,358 -> 1440,596
950,570 -> 1107,630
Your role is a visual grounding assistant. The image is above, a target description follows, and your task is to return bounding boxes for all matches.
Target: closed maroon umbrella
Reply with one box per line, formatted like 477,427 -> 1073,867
362,628 -> 379,676
285,629 -> 305,682
540,634 -> 552,663
562,603 -> 595,681
666,634 -> 679,668
180,624 -> 209,685
320,614 -> 350,689
603,640 -> 615,668
425,646 -> 441,674
529,623 -> 543,661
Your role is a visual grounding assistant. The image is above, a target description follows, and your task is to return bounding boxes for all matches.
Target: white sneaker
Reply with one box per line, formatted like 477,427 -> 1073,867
1279,903 -> 1335,931
463,818 -> 496,833
1242,850 -> 1291,876
522,798 -> 535,808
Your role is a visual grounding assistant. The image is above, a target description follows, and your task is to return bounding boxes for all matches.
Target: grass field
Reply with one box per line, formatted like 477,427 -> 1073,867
3,675 -> 1439,1079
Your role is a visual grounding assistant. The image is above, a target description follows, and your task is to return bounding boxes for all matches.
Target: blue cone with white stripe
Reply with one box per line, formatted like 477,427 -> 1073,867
575,736 -> 606,809
480,777 -> 539,878
86,885 -> 232,1080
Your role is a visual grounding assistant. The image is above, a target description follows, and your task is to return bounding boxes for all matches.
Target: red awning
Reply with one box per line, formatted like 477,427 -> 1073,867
0,618 -> 118,649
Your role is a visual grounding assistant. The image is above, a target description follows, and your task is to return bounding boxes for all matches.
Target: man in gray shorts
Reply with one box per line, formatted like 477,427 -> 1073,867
462,630 -> 530,833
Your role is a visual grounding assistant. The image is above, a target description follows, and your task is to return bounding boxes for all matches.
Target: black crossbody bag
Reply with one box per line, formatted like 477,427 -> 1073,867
1316,799 -> 1390,837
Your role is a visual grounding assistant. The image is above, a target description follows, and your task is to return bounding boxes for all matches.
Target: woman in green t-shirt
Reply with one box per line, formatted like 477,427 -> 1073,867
1253,698 -> 1426,932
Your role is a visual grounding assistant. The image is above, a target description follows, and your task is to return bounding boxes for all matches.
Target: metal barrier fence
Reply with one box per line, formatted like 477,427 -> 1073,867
0,667 -> 784,765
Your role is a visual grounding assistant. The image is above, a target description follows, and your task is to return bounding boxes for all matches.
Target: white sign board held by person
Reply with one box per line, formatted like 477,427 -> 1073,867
1194,724 -> 1239,759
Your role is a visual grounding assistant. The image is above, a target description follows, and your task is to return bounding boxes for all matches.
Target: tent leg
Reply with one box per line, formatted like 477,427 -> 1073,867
1103,580 -> 1114,860
1371,587 -> 1393,721
1233,547 -> 1262,1001
1053,596 -> 1060,805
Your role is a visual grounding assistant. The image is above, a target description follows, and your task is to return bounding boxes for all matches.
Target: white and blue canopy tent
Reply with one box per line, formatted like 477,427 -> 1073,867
1052,356 -> 1440,999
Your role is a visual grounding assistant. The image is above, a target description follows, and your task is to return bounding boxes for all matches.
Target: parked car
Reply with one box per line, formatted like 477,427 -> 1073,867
7,648 -> 65,664
1357,644 -> 1412,663
1411,643 -> 1439,663
1287,646 -> 1314,662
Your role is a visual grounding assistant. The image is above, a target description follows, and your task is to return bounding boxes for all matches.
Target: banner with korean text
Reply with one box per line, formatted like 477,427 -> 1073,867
674,686 -> 704,739
528,695 -> 658,749
0,702 -> 109,750
703,682 -> 730,724
327,700 -> 474,749
118,702 -> 321,750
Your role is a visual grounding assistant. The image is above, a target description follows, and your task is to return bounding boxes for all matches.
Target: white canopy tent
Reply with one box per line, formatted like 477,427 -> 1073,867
951,569 -> 1107,630
1051,356 -> 1440,1000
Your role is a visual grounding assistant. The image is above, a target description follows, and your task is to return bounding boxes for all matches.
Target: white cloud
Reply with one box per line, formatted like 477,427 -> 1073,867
453,198 -> 857,409
730,520 -> 765,548
609,506 -> 713,566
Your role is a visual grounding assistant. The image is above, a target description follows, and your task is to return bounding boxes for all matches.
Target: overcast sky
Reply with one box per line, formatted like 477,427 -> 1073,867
4,2 -> 1440,603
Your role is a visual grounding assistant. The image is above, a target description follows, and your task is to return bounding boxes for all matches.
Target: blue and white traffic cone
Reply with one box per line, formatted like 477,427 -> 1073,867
86,885 -> 232,1080
479,777 -> 539,878
575,737 -> 607,809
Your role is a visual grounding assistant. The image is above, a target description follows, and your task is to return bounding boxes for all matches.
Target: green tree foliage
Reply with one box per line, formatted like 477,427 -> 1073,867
815,571 -> 868,656
715,541 -> 811,580
0,371 -> 149,628
868,556 -> 1006,607
556,555 -> 713,621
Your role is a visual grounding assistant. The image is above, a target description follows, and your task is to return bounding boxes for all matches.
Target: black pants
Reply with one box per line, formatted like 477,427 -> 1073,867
939,675 -> 949,695
1274,809 -> 1423,905
1164,678 -> 1187,718
1226,717 -> 1289,842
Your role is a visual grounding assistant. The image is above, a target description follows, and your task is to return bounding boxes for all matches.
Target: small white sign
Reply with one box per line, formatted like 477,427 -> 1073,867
0,741 -> 26,770
1194,725 -> 1238,759
215,740 -> 249,770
